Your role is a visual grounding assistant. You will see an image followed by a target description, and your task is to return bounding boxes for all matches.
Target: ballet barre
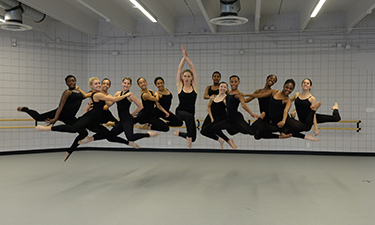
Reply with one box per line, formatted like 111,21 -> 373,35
0,118 -> 36,129
1,118 -> 361,132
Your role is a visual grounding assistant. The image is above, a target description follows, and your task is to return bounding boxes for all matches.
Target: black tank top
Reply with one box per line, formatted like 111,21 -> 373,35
176,88 -> 197,114
140,91 -> 156,115
90,92 -> 105,117
60,91 -> 83,118
295,96 -> 312,123
208,86 -> 219,96
258,97 -> 270,114
211,100 -> 227,120
158,93 -> 172,111
268,94 -> 286,123
117,91 -> 132,120
226,94 -> 240,117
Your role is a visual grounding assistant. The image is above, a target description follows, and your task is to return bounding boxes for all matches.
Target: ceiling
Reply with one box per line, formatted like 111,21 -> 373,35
10,0 -> 375,37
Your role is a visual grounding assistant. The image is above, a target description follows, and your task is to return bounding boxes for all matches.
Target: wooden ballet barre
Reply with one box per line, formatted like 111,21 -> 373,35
0,126 -> 35,129
0,119 -> 35,122
0,118 -> 37,129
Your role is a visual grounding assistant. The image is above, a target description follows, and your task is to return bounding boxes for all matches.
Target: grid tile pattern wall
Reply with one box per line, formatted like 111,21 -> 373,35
1,28 -> 374,153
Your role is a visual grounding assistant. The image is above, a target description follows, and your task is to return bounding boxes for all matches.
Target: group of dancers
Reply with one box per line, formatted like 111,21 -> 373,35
17,46 -> 341,161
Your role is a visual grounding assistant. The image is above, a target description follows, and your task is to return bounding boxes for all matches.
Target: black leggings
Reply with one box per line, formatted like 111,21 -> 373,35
176,110 -> 197,142
211,112 -> 255,142
154,110 -> 183,127
52,111 -> 129,153
21,107 -> 87,153
94,117 -> 150,142
200,114 -> 228,141
136,112 -> 169,132
316,109 -> 341,123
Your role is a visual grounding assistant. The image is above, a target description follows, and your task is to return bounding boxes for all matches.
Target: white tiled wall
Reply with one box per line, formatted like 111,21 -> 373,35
1,24 -> 374,153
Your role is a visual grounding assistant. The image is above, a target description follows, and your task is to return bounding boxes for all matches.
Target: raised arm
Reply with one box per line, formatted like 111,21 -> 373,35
76,86 -> 92,99
176,56 -> 186,92
290,92 -> 299,102
182,46 -> 198,90
142,90 -> 160,102
93,92 -> 126,103
245,89 -> 275,99
46,90 -> 71,125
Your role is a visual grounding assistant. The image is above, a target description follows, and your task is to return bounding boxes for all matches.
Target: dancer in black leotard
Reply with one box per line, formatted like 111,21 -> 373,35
174,46 -> 198,148
211,75 -> 261,149
135,77 -> 169,132
290,78 -> 341,136
85,78 -> 119,127
203,71 -> 221,99
79,77 -> 158,147
201,82 -> 233,149
255,79 -> 321,141
17,75 -> 90,156
153,77 -> 183,127
35,77 -> 134,161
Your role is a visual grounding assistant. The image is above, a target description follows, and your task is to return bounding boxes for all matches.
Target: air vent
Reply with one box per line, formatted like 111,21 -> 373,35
210,0 -> 248,26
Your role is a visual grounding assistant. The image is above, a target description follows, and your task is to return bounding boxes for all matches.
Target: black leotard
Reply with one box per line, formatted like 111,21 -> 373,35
176,89 -> 197,114
158,92 -> 172,112
153,92 -> 183,127
200,99 -> 228,141
295,96 -> 312,123
117,91 -> 132,120
208,86 -> 219,96
268,95 -> 285,123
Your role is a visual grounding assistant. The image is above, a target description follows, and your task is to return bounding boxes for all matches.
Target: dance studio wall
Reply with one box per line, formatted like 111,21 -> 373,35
0,21 -> 89,152
86,32 -> 375,153
0,20 -> 374,153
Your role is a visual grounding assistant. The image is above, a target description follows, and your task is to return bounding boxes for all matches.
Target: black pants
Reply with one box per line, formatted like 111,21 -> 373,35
154,109 -> 183,127
52,111 -> 129,153
136,111 -> 169,132
200,114 -> 228,141
94,117 -> 150,142
176,110 -> 197,142
316,109 -> 341,123
22,107 -> 88,154
211,112 -> 255,142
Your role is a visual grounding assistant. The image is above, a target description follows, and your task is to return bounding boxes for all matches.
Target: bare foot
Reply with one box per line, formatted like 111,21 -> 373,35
34,125 -> 51,131
173,129 -> 180,136
78,136 -> 93,145
129,141 -> 140,149
139,124 -> 151,130
148,131 -> 159,137
186,137 -> 192,148
64,152 -> 71,162
305,134 -> 319,141
17,106 -> 26,111
227,139 -> 237,149
259,112 -> 266,120
290,109 -> 297,119
218,137 -> 225,150
310,101 -> 321,111
279,133 -> 292,139
332,102 -> 339,110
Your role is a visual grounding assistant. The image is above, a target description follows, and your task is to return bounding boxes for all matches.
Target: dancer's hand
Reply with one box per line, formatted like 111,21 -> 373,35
46,118 -> 57,125
252,114 -> 260,119
277,121 -> 285,128
165,112 -> 170,117
182,45 -> 188,57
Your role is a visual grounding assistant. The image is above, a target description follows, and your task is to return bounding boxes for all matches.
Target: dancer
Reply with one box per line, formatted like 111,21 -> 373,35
35,77 -> 134,161
135,77 -> 169,132
79,77 -> 158,147
210,75 -> 260,149
290,78 -> 341,136
245,74 -> 277,122
174,46 -> 198,148
203,71 -> 221,99
85,78 -> 119,127
255,79 -> 320,141
153,76 -> 183,127
200,82 -> 230,149
17,75 -> 90,155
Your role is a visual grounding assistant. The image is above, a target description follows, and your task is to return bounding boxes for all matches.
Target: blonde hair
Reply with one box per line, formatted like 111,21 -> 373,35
89,77 -> 100,86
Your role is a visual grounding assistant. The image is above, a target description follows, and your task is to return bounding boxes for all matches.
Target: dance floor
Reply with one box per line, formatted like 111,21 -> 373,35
1,149 -> 374,225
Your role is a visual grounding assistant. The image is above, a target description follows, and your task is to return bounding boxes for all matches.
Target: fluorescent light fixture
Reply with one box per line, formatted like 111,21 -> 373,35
129,0 -> 157,23
310,0 -> 326,17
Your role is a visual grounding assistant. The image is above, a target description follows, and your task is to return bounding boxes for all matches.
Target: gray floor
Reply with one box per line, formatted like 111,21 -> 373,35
1,150 -> 374,225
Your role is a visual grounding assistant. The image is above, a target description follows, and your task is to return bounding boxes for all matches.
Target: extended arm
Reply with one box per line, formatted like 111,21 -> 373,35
128,93 -> 144,117
182,46 -> 198,90
239,95 -> 257,118
278,100 -> 292,128
207,96 -> 214,122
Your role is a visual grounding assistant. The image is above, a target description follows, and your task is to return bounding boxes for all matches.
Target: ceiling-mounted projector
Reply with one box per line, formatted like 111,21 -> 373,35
210,0 -> 248,26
